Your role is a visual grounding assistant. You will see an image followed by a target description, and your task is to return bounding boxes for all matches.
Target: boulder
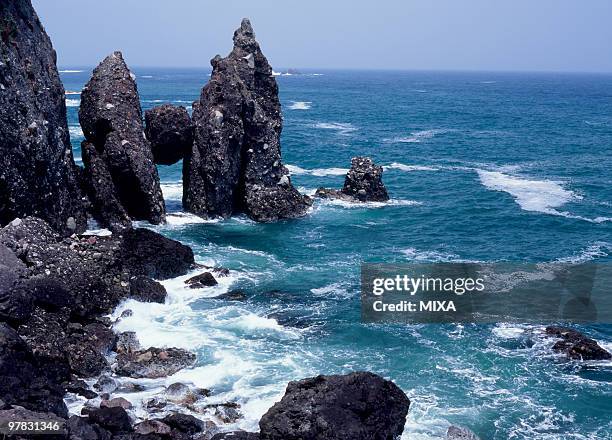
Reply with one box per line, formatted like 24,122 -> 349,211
79,51 -> 165,228
259,372 -> 409,440
316,157 -> 389,203
87,406 -> 132,433
184,19 -> 310,222
119,228 -> 195,280
94,375 -> 119,394
115,347 -> 196,379
115,331 -> 141,354
0,245 -> 33,320
185,272 -> 218,288
145,104 -> 194,165
545,326 -> 611,360
134,420 -> 172,436
0,0 -> 86,235
447,426 -> 480,440
130,276 -> 167,303
68,415 -> 113,440
160,413 -> 206,434
101,397 -> 133,410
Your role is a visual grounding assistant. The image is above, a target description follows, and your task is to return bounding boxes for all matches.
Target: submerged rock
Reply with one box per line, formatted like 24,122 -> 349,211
0,0 -> 86,235
545,326 -> 611,360
80,51 -> 165,228
259,371 -> 409,440
185,272 -> 218,288
115,347 -> 196,379
316,157 -> 389,203
145,104 -> 194,165
184,19 -> 310,222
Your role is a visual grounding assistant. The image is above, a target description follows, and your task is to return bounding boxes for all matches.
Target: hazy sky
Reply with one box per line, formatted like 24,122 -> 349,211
34,0 -> 612,72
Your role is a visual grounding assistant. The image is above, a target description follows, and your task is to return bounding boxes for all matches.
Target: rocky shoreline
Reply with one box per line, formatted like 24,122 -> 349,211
1,1 -> 611,439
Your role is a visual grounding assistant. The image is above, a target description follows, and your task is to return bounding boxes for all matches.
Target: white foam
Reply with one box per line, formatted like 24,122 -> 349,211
323,198 -> 421,209
165,212 -> 212,226
286,164 -> 348,176
556,242 -> 612,263
69,125 -> 84,138
386,129 -> 452,144
65,98 -> 80,107
384,162 -> 439,172
65,91 -> 81,95
59,69 -> 83,73
160,182 -> 183,200
477,170 -> 581,216
401,247 -> 459,262
314,122 -> 357,134
492,324 -> 526,339
288,101 -> 311,110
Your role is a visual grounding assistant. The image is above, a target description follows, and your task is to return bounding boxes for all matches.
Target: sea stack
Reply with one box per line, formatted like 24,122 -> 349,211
316,156 -> 390,202
145,104 -> 193,165
184,19 -> 310,222
0,0 -> 86,235
79,51 -> 165,228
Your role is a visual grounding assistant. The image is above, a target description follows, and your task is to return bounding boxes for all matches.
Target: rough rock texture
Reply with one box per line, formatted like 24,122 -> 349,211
545,326 -> 612,360
259,372 -> 410,440
447,426 -> 480,440
87,406 -> 132,434
79,51 -> 165,228
115,347 -> 196,379
185,272 -> 218,288
0,0 -> 86,234
129,276 -> 167,303
160,413 -> 206,434
184,19 -> 310,222
316,157 -> 389,203
145,104 -> 193,165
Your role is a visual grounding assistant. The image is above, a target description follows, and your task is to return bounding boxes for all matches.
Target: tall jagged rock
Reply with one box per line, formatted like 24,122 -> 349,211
79,51 -> 165,228
0,0 -> 86,235
144,104 -> 193,165
184,19 -> 310,222
316,157 -> 390,203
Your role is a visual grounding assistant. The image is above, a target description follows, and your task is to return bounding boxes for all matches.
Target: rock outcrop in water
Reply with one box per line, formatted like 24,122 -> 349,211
545,326 -> 612,360
145,104 -> 194,165
259,371 -> 410,440
316,157 -> 389,203
79,51 -> 165,228
184,19 -> 310,222
0,0 -> 86,235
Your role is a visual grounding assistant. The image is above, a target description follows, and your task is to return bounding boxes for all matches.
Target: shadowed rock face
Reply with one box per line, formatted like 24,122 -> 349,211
144,104 -> 193,165
185,19 -> 310,222
79,51 -> 165,228
259,372 -> 410,440
0,0 -> 86,235
316,157 -> 389,203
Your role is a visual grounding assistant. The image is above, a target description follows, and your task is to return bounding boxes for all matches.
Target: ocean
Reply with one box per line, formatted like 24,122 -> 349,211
61,68 -> 612,439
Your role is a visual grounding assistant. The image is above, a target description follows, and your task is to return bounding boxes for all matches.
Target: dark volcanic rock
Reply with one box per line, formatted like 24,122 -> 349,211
160,413 -> 206,434
259,371 -> 410,440
115,331 -> 141,354
212,432 -> 260,440
79,51 -> 165,228
185,272 -> 218,288
0,0 -> 86,235
145,104 -> 193,165
68,415 -> 113,440
0,322 -> 68,417
184,19 -> 310,222
0,243 -> 33,321
87,406 -> 132,433
447,426 -> 481,440
546,326 -> 612,360
115,347 -> 196,379
316,157 -> 389,203
119,228 -> 195,280
130,276 -> 167,303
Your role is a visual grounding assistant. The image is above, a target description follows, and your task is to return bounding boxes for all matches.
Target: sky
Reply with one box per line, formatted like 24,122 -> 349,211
34,0 -> 612,73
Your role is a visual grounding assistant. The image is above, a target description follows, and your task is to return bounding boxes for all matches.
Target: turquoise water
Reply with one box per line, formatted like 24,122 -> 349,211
63,69 -> 612,439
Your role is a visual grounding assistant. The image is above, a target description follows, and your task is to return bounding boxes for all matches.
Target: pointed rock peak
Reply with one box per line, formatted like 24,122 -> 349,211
233,18 -> 257,49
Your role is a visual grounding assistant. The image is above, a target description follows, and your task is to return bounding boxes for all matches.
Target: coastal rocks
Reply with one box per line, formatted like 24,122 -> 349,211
545,326 -> 612,360
145,104 -> 194,165
447,426 -> 480,440
0,0 -> 86,235
67,415 -> 113,440
259,371 -> 410,440
185,272 -> 218,288
115,332 -> 141,355
119,228 -> 195,280
134,419 -> 172,436
211,432 -> 260,440
129,276 -> 167,303
79,51 -> 165,228
87,406 -> 132,434
184,19 -> 310,222
160,413 -> 206,435
115,347 -> 196,379
316,157 -> 389,203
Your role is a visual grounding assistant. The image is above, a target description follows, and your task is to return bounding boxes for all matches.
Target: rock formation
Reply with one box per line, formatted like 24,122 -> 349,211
145,104 -> 193,165
79,51 -> 165,228
259,371 -> 410,440
316,157 -> 389,203
447,426 -> 481,440
545,326 -> 611,360
0,0 -> 86,235
184,19 -> 310,222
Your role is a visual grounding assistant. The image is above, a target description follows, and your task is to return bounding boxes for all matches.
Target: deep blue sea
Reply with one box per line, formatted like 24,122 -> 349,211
61,69 -> 612,439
